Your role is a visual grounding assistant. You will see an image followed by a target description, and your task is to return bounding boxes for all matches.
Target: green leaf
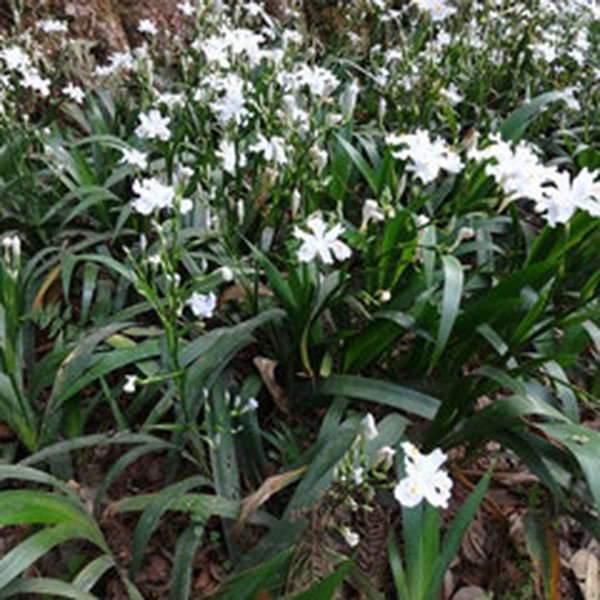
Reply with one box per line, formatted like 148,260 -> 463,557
169,525 -> 204,600
0,490 -> 91,528
250,244 -> 298,314
539,423 -> 600,512
94,441 -> 174,512
431,255 -> 464,367
317,375 -> 439,420
22,432 -> 172,467
0,578 -> 99,600
336,135 -> 378,194
130,476 -> 206,578
522,512 -> 560,600
388,531 -> 410,600
0,490 -> 106,551
0,464 -> 78,496
286,560 -> 353,599
110,492 -> 276,528
425,466 -> 493,599
208,383 -> 241,558
499,91 -> 568,143
212,550 -> 292,599
72,555 -> 116,592
0,522 -> 98,589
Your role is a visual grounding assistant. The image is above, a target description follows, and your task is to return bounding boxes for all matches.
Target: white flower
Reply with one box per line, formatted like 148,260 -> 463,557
219,266 -> 234,282
360,413 -> 379,441
538,169 -> 600,226
148,254 -> 162,267
388,129 -> 463,184
310,146 -> 328,172
352,467 -> 365,485
294,214 -> 352,264
62,83 -> 85,104
39,19 -> 68,34
361,199 -> 385,228
249,135 -> 288,165
123,375 -> 138,393
2,235 -> 21,259
376,445 -> 396,469
394,442 -> 453,509
247,397 -> 259,411
120,148 -> 148,170
412,0 -> 456,21
289,65 -> 340,98
208,74 -> 248,125
138,18 -> 158,36
180,198 -> 194,215
177,1 -> 196,16
217,139 -> 237,175
340,526 -> 361,548
94,51 -> 134,77
340,79 -> 360,119
132,178 -> 176,215
21,69 -> 50,97
187,292 -> 217,319
439,83 -> 463,106
378,289 -> 392,303
135,109 -> 171,141
0,46 -> 31,72
561,87 -> 581,112
157,92 -> 185,110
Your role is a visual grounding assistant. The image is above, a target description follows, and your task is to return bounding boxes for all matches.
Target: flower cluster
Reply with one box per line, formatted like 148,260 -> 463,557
471,135 -> 600,226
387,130 -> 464,184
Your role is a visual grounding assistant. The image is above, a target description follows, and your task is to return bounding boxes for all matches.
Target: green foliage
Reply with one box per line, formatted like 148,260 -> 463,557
0,0 -> 598,596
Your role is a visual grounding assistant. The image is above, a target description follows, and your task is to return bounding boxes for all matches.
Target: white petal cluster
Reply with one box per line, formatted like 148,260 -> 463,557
2,235 -> 21,259
135,109 -> 171,141
278,65 -> 340,99
208,74 -> 248,126
39,19 -> 68,34
412,0 -> 456,21
21,69 -> 50,97
131,178 -> 176,215
387,129 -> 463,184
360,413 -> 379,441
138,19 -> 158,36
186,292 -> 217,319
470,135 -> 600,227
196,28 -> 266,69
62,83 -> 85,104
120,148 -> 148,170
394,442 -> 453,509
94,51 -> 135,77
249,135 -> 288,165
0,46 -> 31,72
217,139 -> 239,174
177,1 -> 196,17
537,170 -> 600,227
123,375 -> 138,394
294,214 -> 352,264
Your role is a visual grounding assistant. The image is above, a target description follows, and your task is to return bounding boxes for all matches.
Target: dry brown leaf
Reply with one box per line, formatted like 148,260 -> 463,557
453,586 -> 488,600
32,264 -> 61,309
236,466 -> 307,535
462,519 -> 487,566
254,356 -> 289,413
219,283 -> 273,307
571,548 -> 600,600
508,513 -> 528,557
0,421 -> 15,442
